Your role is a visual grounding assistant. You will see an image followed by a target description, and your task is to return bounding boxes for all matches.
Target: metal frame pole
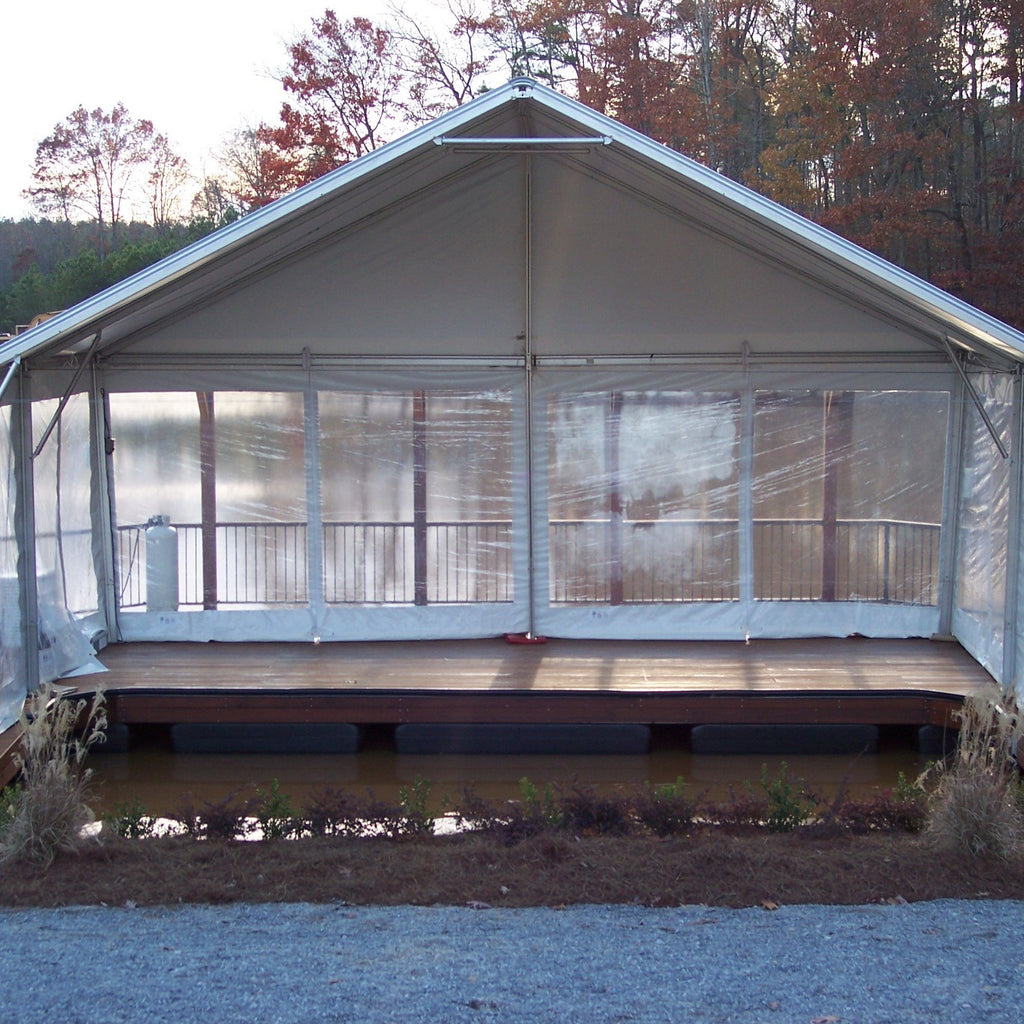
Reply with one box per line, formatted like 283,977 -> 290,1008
13,367 -> 40,690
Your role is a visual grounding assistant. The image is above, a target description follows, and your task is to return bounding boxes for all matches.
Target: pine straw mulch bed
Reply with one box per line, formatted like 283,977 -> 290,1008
2,828 -> 1024,908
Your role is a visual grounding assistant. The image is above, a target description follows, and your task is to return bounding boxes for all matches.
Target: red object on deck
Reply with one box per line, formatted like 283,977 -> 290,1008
504,632 -> 548,645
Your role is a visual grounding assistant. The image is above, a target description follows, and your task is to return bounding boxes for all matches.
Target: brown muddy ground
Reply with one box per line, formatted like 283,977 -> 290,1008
2,829 -> 1023,908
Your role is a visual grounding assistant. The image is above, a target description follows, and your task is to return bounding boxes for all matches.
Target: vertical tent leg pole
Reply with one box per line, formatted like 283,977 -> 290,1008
90,367 -> 120,643
937,372 -> 967,637
606,391 -> 624,606
523,151 -> 538,638
197,392 -> 217,610
1002,369 -> 1024,691
739,377 -> 755,614
413,390 -> 428,606
13,367 -> 40,691
304,358 -> 324,634
822,391 -> 854,602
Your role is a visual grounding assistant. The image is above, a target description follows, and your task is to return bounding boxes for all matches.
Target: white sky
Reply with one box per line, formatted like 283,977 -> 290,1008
1,1 -> 427,221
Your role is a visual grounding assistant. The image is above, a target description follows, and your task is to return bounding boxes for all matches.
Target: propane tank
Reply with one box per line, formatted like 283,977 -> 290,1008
145,515 -> 179,612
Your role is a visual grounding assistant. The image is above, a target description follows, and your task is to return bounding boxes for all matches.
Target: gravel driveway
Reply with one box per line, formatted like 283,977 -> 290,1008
1,901 -> 1022,1022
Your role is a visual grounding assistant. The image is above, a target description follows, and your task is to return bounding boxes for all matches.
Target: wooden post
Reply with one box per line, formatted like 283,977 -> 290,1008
822,391 -> 854,602
413,391 -> 428,606
607,391 -> 624,606
197,392 -> 217,610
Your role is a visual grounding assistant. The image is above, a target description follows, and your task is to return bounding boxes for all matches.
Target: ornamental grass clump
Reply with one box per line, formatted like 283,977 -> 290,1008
928,687 -> 1024,859
0,685 -> 106,866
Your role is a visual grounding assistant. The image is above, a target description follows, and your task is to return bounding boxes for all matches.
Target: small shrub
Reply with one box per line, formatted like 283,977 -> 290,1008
560,785 -> 633,836
397,775 -> 435,837
633,777 -> 696,837
929,770 -> 1022,856
894,770 -> 923,805
452,787 -> 501,834
359,792 -> 418,840
174,791 -> 253,841
105,797 -> 157,839
457,779 -> 563,846
302,787 -> 426,839
702,783 -> 768,828
761,762 -> 809,832
836,792 -> 927,834
255,779 -> 298,840
304,786 -> 370,837
518,777 -> 561,829
0,785 -> 20,829
0,685 -> 107,866
928,688 -> 1024,858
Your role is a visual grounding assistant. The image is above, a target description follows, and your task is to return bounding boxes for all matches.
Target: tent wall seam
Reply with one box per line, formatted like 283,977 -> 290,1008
937,372 -> 966,637
1002,368 -> 1024,689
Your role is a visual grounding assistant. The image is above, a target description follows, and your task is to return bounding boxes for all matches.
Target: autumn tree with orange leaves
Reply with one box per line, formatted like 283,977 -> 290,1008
258,12 -> 406,195
29,2 -> 1004,329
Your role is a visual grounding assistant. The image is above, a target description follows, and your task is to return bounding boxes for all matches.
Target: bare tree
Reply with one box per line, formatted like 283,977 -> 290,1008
25,104 -> 157,258
146,134 -> 190,231
390,0 -> 500,120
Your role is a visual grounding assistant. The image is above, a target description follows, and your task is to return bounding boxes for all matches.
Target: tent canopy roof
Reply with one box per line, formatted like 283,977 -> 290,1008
4,78 -> 1024,370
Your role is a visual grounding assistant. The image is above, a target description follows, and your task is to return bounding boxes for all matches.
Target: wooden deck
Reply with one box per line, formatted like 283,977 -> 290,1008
0,722 -> 21,788
78,636 -> 994,729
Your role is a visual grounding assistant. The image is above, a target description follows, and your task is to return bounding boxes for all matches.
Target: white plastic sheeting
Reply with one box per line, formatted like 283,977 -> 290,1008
31,395 -> 103,682
0,402 -> 23,731
954,373 -> 1014,680
5,360 -> 1018,666
59,363 -> 960,645
534,370 -> 948,640
108,371 -> 529,641
111,391 -> 308,610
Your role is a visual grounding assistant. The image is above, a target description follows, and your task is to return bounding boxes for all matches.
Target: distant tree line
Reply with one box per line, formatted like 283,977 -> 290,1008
5,1 -> 1024,333
0,217 -> 234,335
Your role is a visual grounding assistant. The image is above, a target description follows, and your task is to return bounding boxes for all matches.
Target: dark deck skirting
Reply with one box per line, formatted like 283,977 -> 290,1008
170,722 -> 361,755
395,723 -> 651,756
690,723 -> 880,756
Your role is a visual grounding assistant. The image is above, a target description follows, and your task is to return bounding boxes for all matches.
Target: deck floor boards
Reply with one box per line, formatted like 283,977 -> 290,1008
90,637 -> 993,693
75,637 -> 994,729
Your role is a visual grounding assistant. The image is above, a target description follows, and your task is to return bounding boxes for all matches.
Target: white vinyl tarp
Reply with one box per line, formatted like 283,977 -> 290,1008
31,394 -> 104,681
0,401 -> 22,730
99,364 -> 952,644
954,373 -> 1014,679
107,369 -> 530,642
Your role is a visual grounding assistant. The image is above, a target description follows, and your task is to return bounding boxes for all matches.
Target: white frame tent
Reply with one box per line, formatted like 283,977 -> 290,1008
2,78 -> 1024,733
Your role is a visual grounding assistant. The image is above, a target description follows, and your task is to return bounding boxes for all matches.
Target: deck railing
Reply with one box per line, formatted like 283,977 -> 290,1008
117,516 -> 940,610
117,520 -> 514,608
550,518 -> 940,606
